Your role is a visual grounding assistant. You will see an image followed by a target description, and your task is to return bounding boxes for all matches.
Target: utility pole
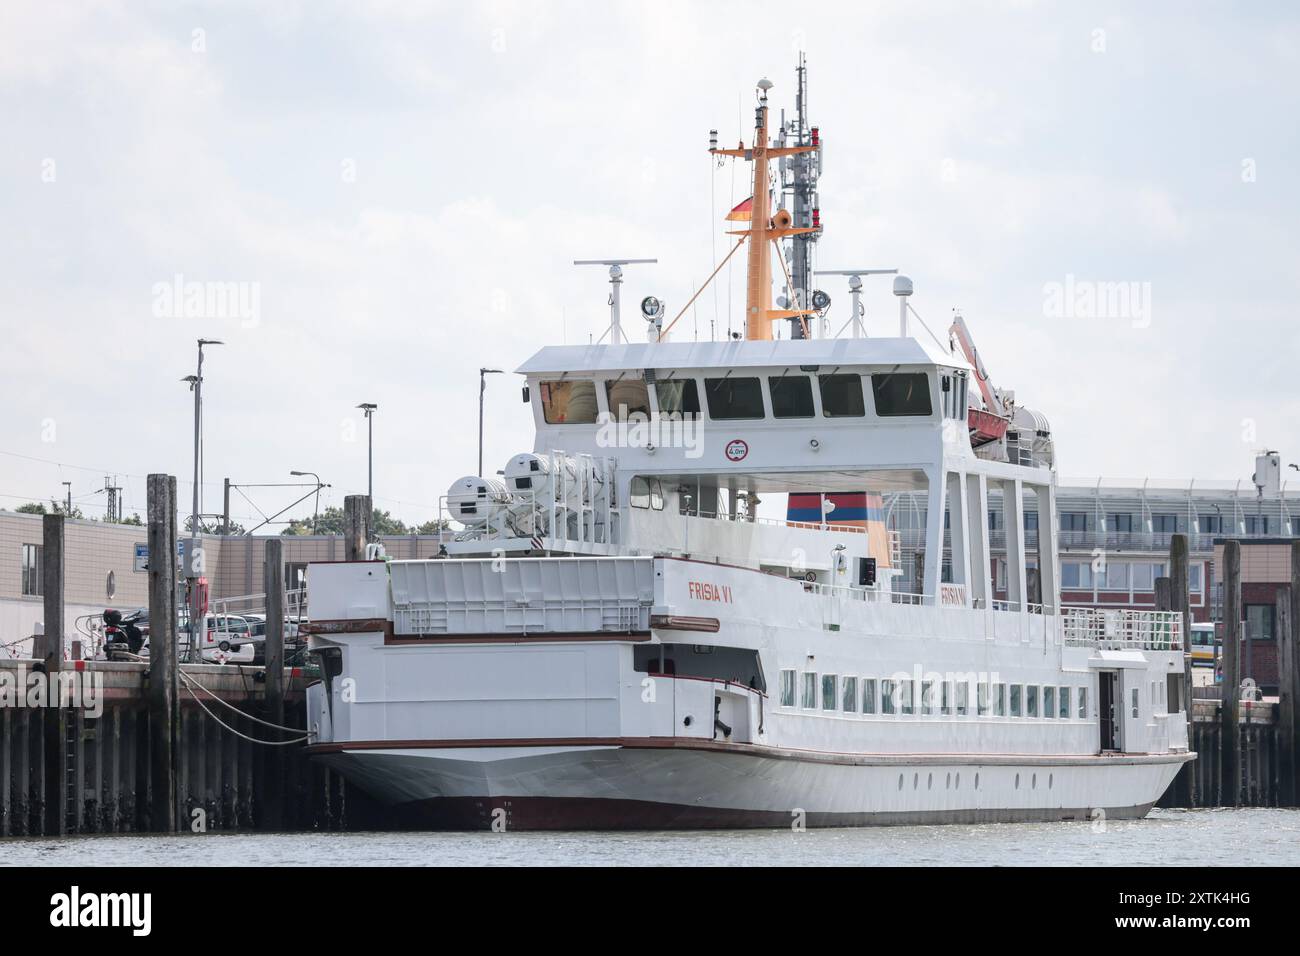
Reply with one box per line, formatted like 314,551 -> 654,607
357,403 -> 377,532
222,477 -> 231,535
61,481 -> 71,515
478,368 -> 503,476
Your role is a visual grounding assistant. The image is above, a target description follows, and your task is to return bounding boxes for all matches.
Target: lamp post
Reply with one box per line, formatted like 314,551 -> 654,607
184,338 -> 222,662
356,403 -> 377,530
61,481 -> 71,515
478,368 -> 503,476
289,471 -> 325,534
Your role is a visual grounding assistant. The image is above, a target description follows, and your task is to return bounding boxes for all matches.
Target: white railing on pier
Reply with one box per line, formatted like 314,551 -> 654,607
1061,607 -> 1183,651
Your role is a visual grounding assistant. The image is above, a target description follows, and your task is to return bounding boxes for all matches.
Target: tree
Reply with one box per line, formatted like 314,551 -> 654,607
281,507 -> 443,536
15,502 -> 46,514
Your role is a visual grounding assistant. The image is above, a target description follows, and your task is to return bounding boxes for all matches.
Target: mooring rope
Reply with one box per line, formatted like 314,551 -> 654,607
181,683 -> 309,746
178,668 -> 308,735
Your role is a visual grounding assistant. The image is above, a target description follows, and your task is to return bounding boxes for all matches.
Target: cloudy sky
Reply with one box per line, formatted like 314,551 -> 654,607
2,1 -> 1298,529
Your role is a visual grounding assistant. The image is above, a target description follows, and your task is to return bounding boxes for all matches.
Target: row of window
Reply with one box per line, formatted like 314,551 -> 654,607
539,371 -> 941,425
777,670 -> 1089,720
1060,559 -> 1204,592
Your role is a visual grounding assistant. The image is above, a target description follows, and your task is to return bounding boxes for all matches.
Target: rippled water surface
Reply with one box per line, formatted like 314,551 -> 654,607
1,808 -> 1296,866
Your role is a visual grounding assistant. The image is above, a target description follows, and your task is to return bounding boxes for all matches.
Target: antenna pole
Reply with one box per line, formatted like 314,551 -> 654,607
573,259 -> 657,345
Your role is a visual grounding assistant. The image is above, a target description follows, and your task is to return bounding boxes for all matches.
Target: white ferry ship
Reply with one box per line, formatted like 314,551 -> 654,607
304,67 -> 1193,829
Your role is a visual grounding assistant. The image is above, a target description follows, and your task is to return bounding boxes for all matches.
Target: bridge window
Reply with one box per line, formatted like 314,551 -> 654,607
705,376 -> 765,419
801,672 -> 817,709
1027,685 -> 1039,718
1131,687 -> 1140,718
842,676 -> 858,712
1079,686 -> 1088,719
818,373 -> 865,417
862,678 -> 877,714
629,477 -> 664,510
779,670 -> 796,707
821,674 -> 838,711
956,681 -> 970,716
1059,686 -> 1070,719
899,679 -> 915,715
941,681 -> 953,715
654,379 -> 701,418
871,372 -> 932,416
605,378 -> 651,420
1043,686 -> 1056,719
1010,684 -> 1022,717
995,683 -> 1007,716
540,380 -> 598,424
977,681 -> 990,716
881,679 -> 897,715
769,374 -> 815,418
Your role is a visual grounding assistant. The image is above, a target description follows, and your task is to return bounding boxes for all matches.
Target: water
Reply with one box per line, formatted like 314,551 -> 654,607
1,809 -> 1296,866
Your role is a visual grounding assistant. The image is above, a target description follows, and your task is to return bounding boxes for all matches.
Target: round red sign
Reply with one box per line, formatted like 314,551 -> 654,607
725,438 -> 749,462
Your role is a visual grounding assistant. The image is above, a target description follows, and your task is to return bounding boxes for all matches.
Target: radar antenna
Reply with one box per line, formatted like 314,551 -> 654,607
573,258 -> 658,344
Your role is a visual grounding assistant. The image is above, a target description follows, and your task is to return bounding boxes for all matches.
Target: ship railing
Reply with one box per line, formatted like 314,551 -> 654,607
1061,607 -> 1183,651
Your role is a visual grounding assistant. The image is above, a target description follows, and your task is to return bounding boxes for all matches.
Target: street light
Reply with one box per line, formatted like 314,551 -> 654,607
356,403 -> 378,526
61,481 -> 72,515
184,338 -> 222,662
478,368 -> 503,476
289,470 -> 327,534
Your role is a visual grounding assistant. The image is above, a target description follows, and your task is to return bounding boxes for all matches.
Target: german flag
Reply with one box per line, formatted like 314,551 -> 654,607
725,197 -> 753,221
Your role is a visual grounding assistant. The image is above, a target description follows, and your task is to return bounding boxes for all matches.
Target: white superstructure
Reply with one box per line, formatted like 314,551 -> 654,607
304,68 -> 1192,829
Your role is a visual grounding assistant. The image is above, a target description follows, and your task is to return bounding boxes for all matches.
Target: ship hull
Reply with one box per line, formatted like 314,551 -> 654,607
311,741 -> 1192,831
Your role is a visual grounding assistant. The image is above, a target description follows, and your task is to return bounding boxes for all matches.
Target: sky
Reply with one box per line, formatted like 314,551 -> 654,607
2,0 -> 1299,529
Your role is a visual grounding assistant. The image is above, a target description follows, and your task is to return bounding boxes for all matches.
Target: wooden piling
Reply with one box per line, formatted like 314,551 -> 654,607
147,474 -> 179,832
345,495 -> 368,561
262,537 -> 286,830
1169,534 -> 1196,806
1221,539 -> 1242,807
37,513 -> 67,836
1281,579 -> 1297,807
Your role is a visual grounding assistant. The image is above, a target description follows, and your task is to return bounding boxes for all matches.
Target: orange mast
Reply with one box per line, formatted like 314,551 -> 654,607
711,78 -> 820,341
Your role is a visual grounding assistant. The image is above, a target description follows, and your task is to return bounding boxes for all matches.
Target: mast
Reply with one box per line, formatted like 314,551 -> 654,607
711,77 -> 820,341
782,53 -> 823,339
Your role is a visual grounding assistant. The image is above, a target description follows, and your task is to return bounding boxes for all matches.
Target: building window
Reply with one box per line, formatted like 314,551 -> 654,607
1060,512 -> 1087,532
801,672 -> 817,709
871,372 -> 932,417
655,379 -> 701,418
1131,563 -> 1156,592
1043,686 -> 1056,719
1059,686 -> 1070,719
540,380 -> 598,424
821,674 -> 838,711
1027,685 -> 1039,718
1189,564 -> 1204,592
704,376 -> 765,420
842,676 -> 858,713
1079,686 -> 1088,719
769,375 -> 815,418
1103,561 -> 1130,591
818,374 -> 866,417
1152,514 -> 1177,533
862,679 -> 877,714
1246,604 -> 1276,642
881,679 -> 897,715
995,683 -> 1007,717
1106,513 -> 1134,533
605,378 -> 651,420
1010,684 -> 1022,717
779,670 -> 797,707
1061,561 -> 1093,590
285,562 -> 308,592
1245,514 -> 1270,536
1024,511 -> 1039,531
21,543 -> 43,596
1198,514 -> 1222,534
